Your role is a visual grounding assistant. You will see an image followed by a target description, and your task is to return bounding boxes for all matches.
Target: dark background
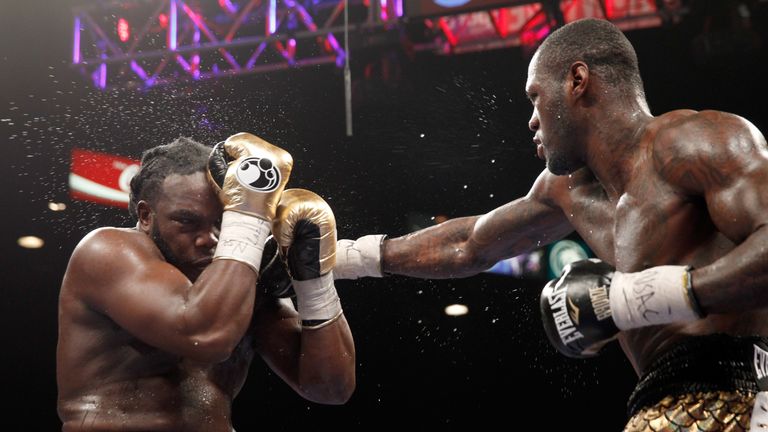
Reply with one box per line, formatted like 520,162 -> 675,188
2,0 -> 768,430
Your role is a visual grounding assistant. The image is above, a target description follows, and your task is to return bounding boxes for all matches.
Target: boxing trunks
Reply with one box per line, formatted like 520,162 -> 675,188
625,334 -> 768,431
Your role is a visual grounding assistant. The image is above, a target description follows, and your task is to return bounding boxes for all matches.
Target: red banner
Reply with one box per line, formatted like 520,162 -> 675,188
69,148 -> 140,208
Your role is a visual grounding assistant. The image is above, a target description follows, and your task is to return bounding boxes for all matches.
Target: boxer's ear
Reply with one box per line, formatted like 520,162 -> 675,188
136,200 -> 153,234
568,61 -> 589,100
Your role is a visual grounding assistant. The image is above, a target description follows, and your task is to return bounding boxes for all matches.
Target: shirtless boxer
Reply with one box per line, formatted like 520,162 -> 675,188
57,134 -> 354,431
334,18 -> 768,430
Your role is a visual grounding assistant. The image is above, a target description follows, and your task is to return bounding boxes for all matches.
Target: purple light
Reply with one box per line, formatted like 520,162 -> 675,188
175,54 -> 191,73
130,61 -> 148,80
169,0 -> 178,50
218,0 -> 237,14
98,62 -> 107,89
192,54 -> 200,79
245,41 -> 268,69
395,0 -> 403,18
326,33 -> 343,55
268,0 -> 277,34
73,16 -> 81,64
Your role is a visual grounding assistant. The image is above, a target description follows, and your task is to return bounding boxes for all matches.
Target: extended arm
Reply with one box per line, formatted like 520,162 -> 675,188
336,170 -> 574,279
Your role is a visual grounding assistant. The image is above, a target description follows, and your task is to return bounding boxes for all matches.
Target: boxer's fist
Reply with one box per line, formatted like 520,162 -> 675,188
258,236 -> 294,298
540,259 -> 619,358
540,259 -> 703,358
207,132 -> 293,221
272,189 -> 341,327
272,189 -> 336,280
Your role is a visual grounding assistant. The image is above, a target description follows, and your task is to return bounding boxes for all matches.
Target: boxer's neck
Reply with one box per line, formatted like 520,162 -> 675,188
583,101 -> 653,201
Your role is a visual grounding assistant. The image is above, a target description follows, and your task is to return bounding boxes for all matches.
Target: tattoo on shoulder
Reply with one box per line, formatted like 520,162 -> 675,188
653,116 -> 732,190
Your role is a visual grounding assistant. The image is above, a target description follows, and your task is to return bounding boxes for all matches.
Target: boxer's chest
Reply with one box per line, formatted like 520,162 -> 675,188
565,176 -> 709,272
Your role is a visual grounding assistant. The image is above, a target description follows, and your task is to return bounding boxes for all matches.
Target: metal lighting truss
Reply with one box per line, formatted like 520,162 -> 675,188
71,0 -> 672,89
71,0 -> 402,89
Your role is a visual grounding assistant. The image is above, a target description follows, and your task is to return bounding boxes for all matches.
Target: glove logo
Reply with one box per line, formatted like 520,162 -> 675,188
235,157 -> 281,192
547,282 -> 585,345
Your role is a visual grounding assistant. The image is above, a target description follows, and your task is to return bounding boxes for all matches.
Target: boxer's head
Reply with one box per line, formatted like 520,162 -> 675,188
526,18 -> 645,175
130,137 -> 221,280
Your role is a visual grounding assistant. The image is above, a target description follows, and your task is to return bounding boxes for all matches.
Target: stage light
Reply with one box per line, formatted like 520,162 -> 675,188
117,18 -> 130,42
445,304 -> 469,316
48,202 -> 67,211
18,236 -> 44,249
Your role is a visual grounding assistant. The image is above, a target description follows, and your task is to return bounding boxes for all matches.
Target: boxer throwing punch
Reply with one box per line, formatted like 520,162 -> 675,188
57,133 -> 354,431
334,19 -> 768,431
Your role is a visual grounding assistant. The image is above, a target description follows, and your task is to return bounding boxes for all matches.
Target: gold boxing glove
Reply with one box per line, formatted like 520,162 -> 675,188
207,132 -> 293,273
207,132 -> 293,221
272,189 -> 341,328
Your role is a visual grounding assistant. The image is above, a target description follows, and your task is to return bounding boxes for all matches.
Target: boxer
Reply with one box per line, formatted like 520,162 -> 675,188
334,18 -> 768,430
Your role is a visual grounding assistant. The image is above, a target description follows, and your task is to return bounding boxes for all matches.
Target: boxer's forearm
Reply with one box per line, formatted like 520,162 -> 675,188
297,316 -> 356,404
691,224 -> 768,314
382,216 -> 494,278
180,261 -> 257,362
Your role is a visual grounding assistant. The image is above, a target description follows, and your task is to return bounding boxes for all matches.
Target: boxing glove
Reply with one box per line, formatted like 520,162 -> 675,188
272,189 -> 341,328
207,132 -> 293,272
540,259 -> 703,358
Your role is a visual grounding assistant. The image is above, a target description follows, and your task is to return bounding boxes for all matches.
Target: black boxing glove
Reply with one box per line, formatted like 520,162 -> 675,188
540,259 -> 702,358
258,236 -> 294,298
540,259 -> 619,358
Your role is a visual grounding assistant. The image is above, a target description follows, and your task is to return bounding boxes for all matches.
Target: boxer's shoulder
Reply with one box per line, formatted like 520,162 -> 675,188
69,227 -> 161,276
650,109 -> 752,154
76,227 -> 153,254
649,110 -> 762,191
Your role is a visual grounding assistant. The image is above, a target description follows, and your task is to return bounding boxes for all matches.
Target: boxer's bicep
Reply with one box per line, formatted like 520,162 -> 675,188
75,231 -> 196,354
658,114 -> 768,313
472,195 -> 572,262
703,122 -> 768,243
73,229 -> 256,362
471,170 -> 573,263
705,162 -> 768,243
657,113 -> 768,242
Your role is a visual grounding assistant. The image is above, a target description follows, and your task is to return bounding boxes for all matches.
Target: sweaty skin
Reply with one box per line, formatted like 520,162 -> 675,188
57,172 -> 355,431
380,54 -> 768,376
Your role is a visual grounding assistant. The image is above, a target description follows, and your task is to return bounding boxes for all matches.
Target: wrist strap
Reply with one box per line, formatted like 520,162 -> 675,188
301,310 -> 344,330
610,265 -> 702,330
213,211 -> 270,274
293,272 -> 342,322
334,234 -> 385,280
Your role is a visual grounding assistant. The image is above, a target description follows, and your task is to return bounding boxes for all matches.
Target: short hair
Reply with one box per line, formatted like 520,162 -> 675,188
128,137 -> 212,220
536,18 -> 643,92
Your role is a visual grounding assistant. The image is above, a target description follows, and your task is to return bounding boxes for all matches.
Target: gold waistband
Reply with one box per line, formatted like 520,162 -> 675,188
625,390 -> 754,432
